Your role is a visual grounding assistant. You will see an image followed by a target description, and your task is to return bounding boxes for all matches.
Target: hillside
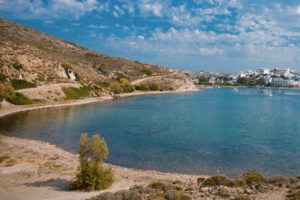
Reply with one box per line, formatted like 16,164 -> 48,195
0,18 -> 196,103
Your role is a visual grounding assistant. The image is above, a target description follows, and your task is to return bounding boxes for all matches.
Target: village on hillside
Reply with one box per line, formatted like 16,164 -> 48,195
190,68 -> 300,87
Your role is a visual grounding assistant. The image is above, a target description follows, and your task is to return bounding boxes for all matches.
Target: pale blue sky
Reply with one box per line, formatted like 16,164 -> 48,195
1,0 -> 300,72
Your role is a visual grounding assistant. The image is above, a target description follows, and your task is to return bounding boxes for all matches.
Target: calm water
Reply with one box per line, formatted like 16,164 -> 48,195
1,88 -> 300,176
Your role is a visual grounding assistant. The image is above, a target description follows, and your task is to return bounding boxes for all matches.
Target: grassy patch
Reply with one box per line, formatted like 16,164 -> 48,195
242,171 -> 266,186
202,175 -> 234,187
135,82 -> 161,91
96,81 -> 110,88
121,84 -> 135,93
8,92 -> 33,105
149,182 -> 167,191
11,79 -> 37,90
61,63 -> 71,69
141,69 -> 153,76
62,86 -> 92,100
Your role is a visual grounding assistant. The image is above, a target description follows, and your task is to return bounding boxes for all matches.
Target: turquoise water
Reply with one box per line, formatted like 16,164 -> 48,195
1,88 -> 300,176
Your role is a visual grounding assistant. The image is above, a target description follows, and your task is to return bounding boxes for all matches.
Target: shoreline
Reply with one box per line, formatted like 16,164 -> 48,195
0,89 -> 198,119
0,135 -> 200,200
0,88 -> 294,200
199,85 -> 300,90
0,134 -> 290,200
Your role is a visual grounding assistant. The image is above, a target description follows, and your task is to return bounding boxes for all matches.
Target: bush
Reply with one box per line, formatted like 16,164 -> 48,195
0,73 -> 7,83
149,182 -> 167,191
202,175 -> 234,187
61,63 -> 71,69
121,84 -> 135,93
96,81 -> 110,88
141,69 -> 153,76
90,190 -> 142,200
242,171 -> 266,186
149,83 -> 160,91
0,83 -> 15,101
268,176 -> 290,187
110,84 -> 121,94
71,134 -> 114,191
11,79 -> 36,90
135,84 -> 149,91
7,92 -> 33,105
62,86 -> 92,100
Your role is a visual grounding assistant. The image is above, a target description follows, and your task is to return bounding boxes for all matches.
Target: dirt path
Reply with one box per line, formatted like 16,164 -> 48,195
17,83 -> 81,92
131,72 -> 178,85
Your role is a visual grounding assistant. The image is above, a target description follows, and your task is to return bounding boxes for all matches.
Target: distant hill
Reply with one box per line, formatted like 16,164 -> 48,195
0,18 -> 196,102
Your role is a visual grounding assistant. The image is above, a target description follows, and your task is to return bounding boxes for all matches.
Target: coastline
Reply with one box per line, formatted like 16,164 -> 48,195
0,89 -> 199,119
0,88 -> 293,200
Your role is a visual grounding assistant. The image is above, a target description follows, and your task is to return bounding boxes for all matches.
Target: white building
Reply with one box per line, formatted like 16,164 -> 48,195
272,78 -> 295,87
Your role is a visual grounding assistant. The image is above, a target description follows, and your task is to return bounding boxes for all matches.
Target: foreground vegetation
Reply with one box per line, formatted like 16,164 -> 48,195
0,83 -> 33,105
70,133 -> 114,191
89,171 -> 300,200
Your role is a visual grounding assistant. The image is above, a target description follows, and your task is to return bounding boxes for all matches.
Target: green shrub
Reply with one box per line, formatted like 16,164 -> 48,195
12,62 -> 23,70
0,83 -> 15,101
149,83 -> 160,91
8,92 -> 33,105
61,63 -> 71,69
0,155 -> 9,163
62,86 -> 92,100
135,84 -> 149,91
96,81 -> 110,88
149,182 -> 166,191
11,79 -> 36,90
135,82 -> 160,91
109,84 -> 121,94
0,73 -> 7,83
242,171 -> 266,186
121,84 -> 135,93
84,52 -> 99,59
71,134 -> 114,191
202,175 -> 234,187
141,69 -> 153,76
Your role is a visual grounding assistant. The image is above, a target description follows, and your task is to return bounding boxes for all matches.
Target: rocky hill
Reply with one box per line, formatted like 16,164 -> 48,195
0,18 -> 197,103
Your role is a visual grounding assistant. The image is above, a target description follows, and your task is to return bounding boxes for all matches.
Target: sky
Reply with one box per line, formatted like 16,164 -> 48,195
1,0 -> 300,72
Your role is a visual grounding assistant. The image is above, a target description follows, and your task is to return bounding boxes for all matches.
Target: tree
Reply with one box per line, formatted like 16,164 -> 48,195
71,133 -> 114,191
255,78 -> 266,86
237,77 -> 249,86
0,83 -> 15,102
198,76 -> 209,85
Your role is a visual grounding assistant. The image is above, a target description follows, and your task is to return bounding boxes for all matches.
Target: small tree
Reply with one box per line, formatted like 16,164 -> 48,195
71,133 -> 114,191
